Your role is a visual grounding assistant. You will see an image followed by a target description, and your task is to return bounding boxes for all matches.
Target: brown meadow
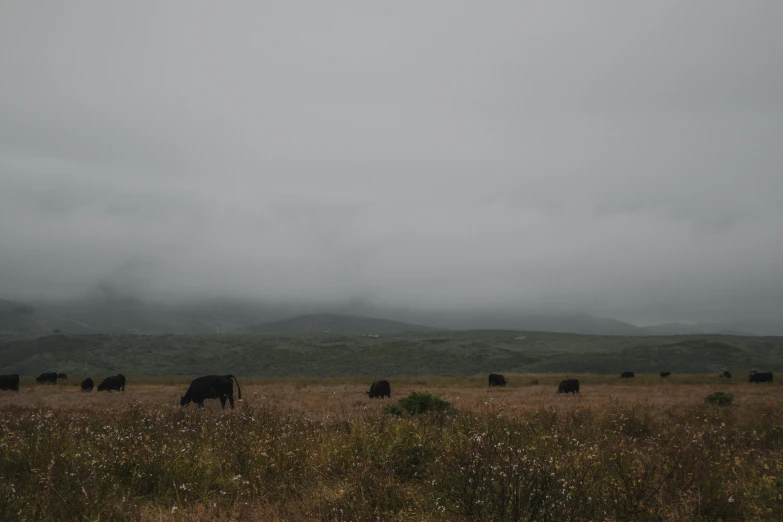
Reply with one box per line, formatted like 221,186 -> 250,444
1,375 -> 782,521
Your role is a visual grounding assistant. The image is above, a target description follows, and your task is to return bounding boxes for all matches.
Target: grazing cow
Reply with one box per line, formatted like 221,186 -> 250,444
0,374 -> 20,392
749,371 -> 773,384
57,373 -> 67,380
180,375 -> 242,409
81,378 -> 94,392
366,379 -> 391,399
488,373 -> 507,387
36,372 -> 58,384
97,374 -> 126,392
557,378 -> 580,394
660,372 -> 671,378
719,371 -> 732,379
620,371 -> 635,379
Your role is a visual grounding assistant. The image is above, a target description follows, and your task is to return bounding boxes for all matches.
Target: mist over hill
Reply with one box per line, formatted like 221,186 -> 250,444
5,295 -> 783,377
643,320 -> 783,337
0,297 -> 655,337
3,296 -> 783,339
246,313 -> 437,334
0,299 -> 93,342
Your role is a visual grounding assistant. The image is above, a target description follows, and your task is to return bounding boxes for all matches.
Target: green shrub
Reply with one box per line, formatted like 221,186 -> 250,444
706,391 -> 735,406
384,391 -> 453,416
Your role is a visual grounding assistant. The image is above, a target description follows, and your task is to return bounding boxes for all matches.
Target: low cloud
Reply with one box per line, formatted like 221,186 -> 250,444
1,1 -> 782,325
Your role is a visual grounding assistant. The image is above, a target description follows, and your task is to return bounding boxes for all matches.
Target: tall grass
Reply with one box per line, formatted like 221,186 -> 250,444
19,372 -> 772,390
1,392 -> 782,520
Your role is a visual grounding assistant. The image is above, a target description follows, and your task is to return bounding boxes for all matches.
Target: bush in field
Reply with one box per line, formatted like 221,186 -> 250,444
706,391 -> 735,406
384,391 -> 453,416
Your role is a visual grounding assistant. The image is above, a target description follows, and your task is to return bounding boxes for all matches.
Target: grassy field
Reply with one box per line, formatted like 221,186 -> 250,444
1,376 -> 782,521
2,330 -> 783,377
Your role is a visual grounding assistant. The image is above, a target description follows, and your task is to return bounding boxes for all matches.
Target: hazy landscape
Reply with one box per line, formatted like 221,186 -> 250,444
3,296 -> 783,378
5,296 -> 783,341
3,1 -> 783,520
4,297 -> 783,519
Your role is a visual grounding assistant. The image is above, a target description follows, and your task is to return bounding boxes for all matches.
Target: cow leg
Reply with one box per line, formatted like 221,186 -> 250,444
228,394 -> 235,409
220,396 -> 227,409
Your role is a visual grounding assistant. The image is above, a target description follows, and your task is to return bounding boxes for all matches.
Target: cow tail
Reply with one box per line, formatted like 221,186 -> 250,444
228,375 -> 242,400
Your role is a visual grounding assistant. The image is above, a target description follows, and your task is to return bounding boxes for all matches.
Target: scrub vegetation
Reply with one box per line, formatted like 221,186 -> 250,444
2,330 -> 783,377
0,378 -> 781,521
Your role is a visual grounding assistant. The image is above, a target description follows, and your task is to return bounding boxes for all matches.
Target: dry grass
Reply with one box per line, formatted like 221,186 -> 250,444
1,375 -> 782,521
5,374 -> 776,419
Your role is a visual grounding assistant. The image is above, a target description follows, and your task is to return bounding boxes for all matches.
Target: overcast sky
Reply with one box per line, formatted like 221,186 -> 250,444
1,1 -> 782,324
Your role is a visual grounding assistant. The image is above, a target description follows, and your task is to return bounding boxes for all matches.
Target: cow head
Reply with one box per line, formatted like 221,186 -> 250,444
180,396 -> 190,407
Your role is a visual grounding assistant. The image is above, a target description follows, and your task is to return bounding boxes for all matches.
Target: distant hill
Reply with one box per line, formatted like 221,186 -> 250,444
3,295 -> 783,338
15,298 -> 301,336
643,322 -> 752,336
447,311 -> 646,336
2,329 -> 782,377
287,302 -> 651,336
24,297 -> 649,336
642,320 -> 783,337
246,313 -> 438,334
0,299 -> 93,342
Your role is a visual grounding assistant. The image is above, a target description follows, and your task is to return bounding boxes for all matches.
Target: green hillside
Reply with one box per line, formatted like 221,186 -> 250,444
2,330 -> 783,377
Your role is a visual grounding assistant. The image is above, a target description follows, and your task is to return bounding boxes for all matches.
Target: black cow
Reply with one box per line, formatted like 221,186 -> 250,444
660,372 -> 671,378
180,375 -> 242,409
620,371 -> 635,379
0,374 -> 19,392
366,380 -> 391,399
488,373 -> 507,387
719,371 -> 732,379
749,371 -> 773,384
557,378 -> 579,394
81,378 -> 94,392
97,374 -> 126,392
57,373 -> 68,380
36,372 -> 58,384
